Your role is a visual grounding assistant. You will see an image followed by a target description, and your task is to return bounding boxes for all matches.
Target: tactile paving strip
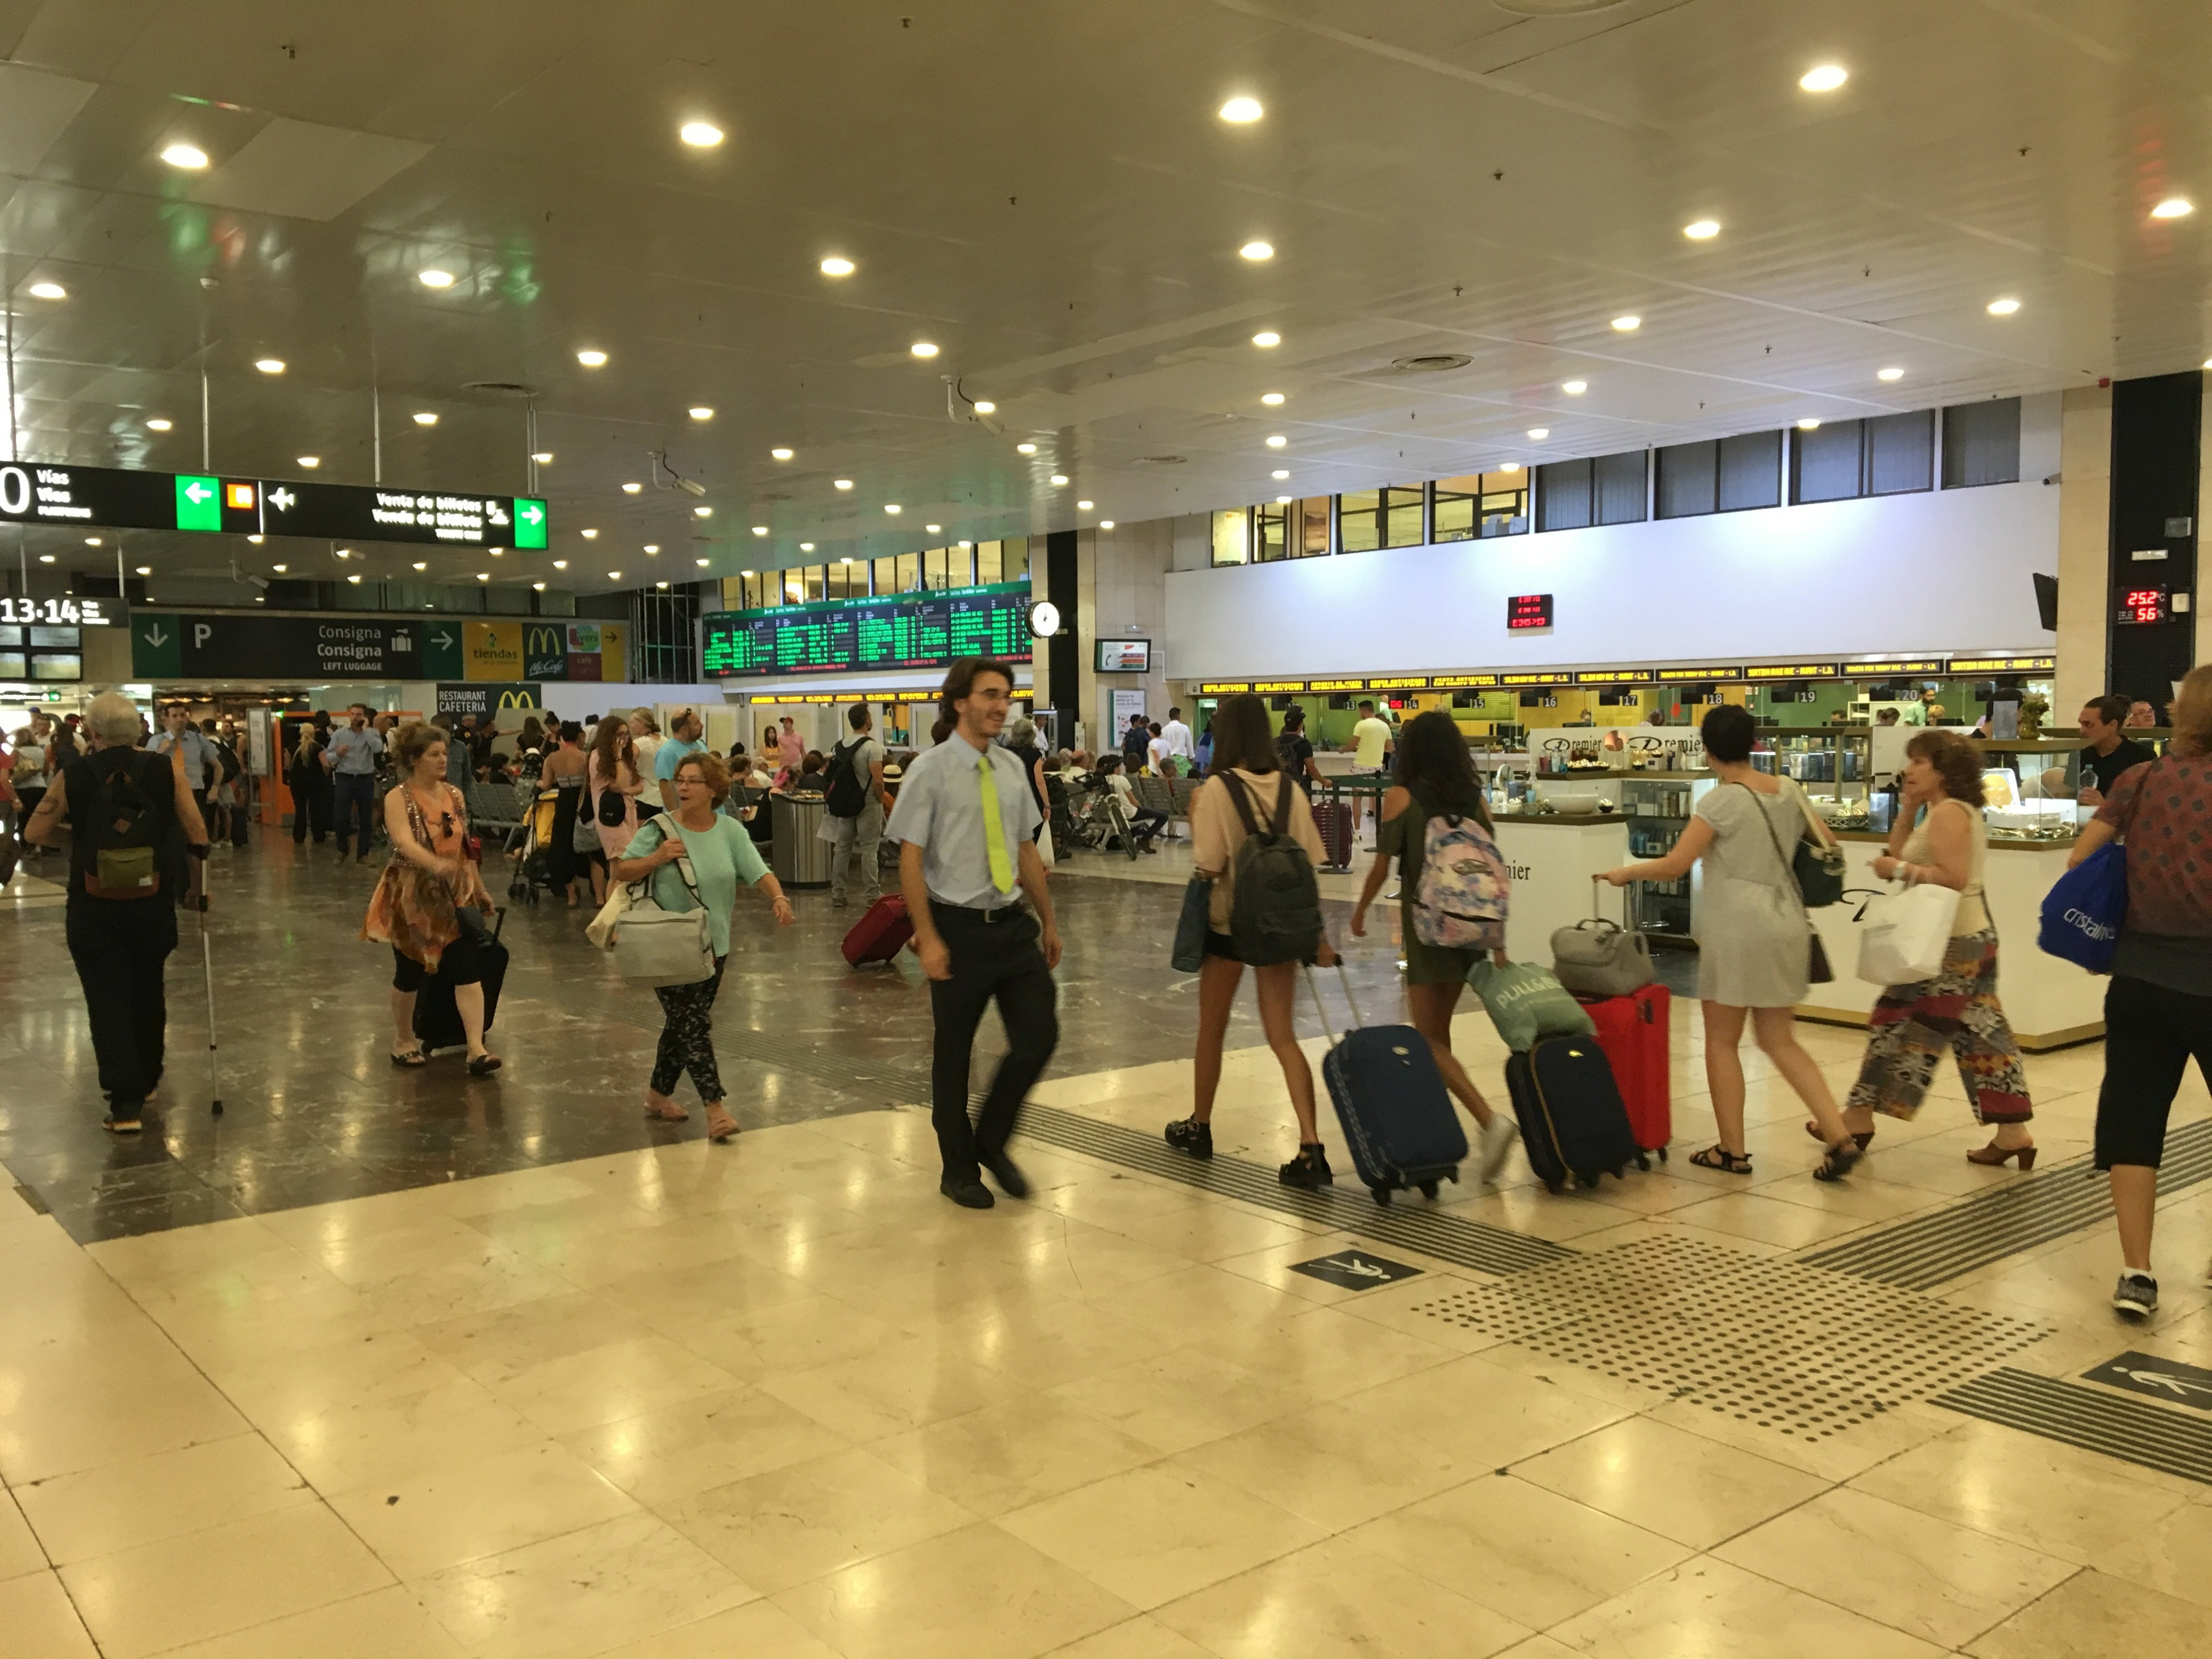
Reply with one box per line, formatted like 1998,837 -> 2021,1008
1410,1235 -> 2051,1442
1800,1119 -> 2212,1290
1936,1368 -> 2212,1486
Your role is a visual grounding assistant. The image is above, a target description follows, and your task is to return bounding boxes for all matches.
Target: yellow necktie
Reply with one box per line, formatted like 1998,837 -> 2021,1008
977,752 -> 1015,895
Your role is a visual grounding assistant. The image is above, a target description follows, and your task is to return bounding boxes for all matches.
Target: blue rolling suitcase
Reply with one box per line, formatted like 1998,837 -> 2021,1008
1504,1034 -> 1640,1193
1307,966 -> 1466,1205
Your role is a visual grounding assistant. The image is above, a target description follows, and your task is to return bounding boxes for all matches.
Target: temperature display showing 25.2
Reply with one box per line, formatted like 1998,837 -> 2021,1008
0,597 -> 109,626
2115,586 -> 2170,626
1506,592 -> 1553,631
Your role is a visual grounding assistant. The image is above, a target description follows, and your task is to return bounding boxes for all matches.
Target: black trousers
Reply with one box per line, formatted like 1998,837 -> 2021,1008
290,772 -> 332,842
928,901 -> 1058,1181
652,956 -> 729,1102
2095,974 -> 2212,1168
65,897 -> 178,1113
332,773 -> 377,855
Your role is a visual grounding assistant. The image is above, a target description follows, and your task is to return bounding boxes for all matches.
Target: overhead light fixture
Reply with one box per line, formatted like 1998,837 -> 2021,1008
819,255 -> 855,276
973,400 -> 996,415
752,525 -> 769,536
1986,297 -> 2021,315
1799,64 -> 1848,92
1500,461 -> 1522,472
910,341 -> 940,358
607,570 -> 622,580
133,564 -> 153,575
1050,473 -> 1070,486
1271,468 -> 1290,480
644,542 -> 661,552
247,535 -> 264,545
297,455 -> 320,467
696,557 -> 709,567
1077,499 -> 1094,510
533,451 -> 554,463
834,477 -> 854,489
474,572 -> 489,582
693,505 -> 712,517
146,417 -> 173,431
1562,379 -> 1588,395
1016,442 -> 1037,455
412,561 -> 427,571
581,528 -> 599,539
679,121 -> 724,147
270,561 -> 285,572
412,410 -> 438,426
533,581 -> 547,591
1265,434 -> 1287,448
28,281 -> 65,300
1219,96 -> 1263,123
957,540 -> 971,548
655,581 -> 669,590
1682,220 -> 1720,240
85,536 -> 102,546
1261,392 -> 1285,405
335,549 -> 351,559
1528,426 -> 1550,440
1797,418 -> 1822,430
884,503 -> 901,514
254,357 -> 285,374
1239,240 -> 1274,261
799,541 -> 815,552
622,481 -> 642,493
1099,519 -> 1115,529
688,405 -> 714,420
160,142 -> 209,169
418,269 -> 455,289
576,348 -> 608,367
1252,331 -> 1281,347
2152,197 -> 2195,221
1610,315 -> 1641,332
770,447 -> 794,460
1877,366 -> 1905,382
552,559 -> 567,569
347,573 -> 363,585
1276,495 -> 1292,504
925,523 -> 942,533
36,554 -> 53,564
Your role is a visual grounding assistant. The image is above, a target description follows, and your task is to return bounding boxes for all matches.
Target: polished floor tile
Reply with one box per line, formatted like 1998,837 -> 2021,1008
1512,1417 -> 1830,1550
327,1440 -> 639,1579
0,1567 -> 101,1658
1965,1566 -> 2212,1658
14,1431 -> 315,1567
151,1585 -> 471,1659
1548,1554 -> 1950,1658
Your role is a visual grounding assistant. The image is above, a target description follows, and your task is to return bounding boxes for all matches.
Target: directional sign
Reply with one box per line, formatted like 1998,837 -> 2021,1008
133,614 -> 182,677
131,613 -> 425,680
2084,1351 -> 2212,1413
1286,1251 -> 1424,1292
0,460 -> 549,549
422,623 -> 463,680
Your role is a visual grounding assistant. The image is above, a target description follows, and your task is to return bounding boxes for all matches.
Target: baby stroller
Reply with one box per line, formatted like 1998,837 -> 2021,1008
1072,787 -> 1141,860
507,787 -> 562,905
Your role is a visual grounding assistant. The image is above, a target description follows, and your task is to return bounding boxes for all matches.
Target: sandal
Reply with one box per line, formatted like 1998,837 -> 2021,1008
705,1109 -> 739,1144
1803,1121 -> 1875,1151
1813,1140 -> 1863,1183
466,1053 -> 503,1077
643,1101 -> 689,1122
1689,1144 -> 1753,1175
389,1047 -> 427,1068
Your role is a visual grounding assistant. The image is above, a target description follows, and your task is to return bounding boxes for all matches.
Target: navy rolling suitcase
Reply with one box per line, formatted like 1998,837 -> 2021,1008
414,909 -> 508,1055
1505,1034 -> 1640,1193
1307,966 -> 1466,1204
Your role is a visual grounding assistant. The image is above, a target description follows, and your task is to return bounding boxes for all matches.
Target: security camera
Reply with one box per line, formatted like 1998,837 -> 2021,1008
946,377 -> 1004,437
649,450 -> 707,497
674,475 -> 706,498
248,575 -> 269,590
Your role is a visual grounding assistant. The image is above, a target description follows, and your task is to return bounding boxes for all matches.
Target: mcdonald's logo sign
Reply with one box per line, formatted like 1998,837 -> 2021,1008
523,624 -> 567,681
497,687 -> 538,709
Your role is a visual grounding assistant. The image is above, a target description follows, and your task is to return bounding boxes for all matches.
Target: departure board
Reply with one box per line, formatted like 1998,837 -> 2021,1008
702,582 -> 1033,678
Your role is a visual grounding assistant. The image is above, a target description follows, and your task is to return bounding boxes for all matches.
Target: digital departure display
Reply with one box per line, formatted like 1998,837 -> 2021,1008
2115,586 -> 2170,626
702,583 -> 1034,677
1506,592 -> 1553,630
0,597 -> 109,625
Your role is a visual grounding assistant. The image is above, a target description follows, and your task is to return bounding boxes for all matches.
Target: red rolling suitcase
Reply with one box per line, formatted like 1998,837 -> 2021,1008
1577,984 -> 1670,1164
1314,799 -> 1355,872
842,895 -> 912,966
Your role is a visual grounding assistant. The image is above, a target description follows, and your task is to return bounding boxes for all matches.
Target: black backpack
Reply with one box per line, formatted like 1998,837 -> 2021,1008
823,738 -> 869,818
1217,770 -> 1323,966
216,740 -> 242,783
72,751 -> 173,900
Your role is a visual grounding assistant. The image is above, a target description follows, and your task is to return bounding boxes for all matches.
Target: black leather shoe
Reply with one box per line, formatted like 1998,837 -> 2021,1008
941,1176 -> 995,1209
979,1150 -> 1029,1199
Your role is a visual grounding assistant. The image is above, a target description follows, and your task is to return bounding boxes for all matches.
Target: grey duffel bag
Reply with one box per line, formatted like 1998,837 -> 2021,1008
1551,918 -> 1655,998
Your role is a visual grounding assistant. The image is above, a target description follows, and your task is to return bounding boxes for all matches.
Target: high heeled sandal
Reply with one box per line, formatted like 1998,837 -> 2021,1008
1689,1144 -> 1752,1175
1966,1140 -> 2036,1170
1804,1121 -> 1874,1150
1813,1140 -> 1863,1183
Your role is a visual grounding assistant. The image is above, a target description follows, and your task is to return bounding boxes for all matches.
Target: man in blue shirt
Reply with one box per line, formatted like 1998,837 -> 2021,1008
323,708 -> 384,864
148,703 -> 218,906
654,708 -> 706,812
888,659 -> 1061,1209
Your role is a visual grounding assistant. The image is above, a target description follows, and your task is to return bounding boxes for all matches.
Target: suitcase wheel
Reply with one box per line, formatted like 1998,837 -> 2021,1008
1635,1152 -> 1650,1172
1544,1178 -> 1564,1196
1657,1144 -> 1668,1162
1417,1180 -> 1439,1200
1369,1185 -> 1392,1207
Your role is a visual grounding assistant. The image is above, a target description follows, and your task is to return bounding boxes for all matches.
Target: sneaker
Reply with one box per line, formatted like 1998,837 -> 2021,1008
831,893 -> 848,908
1164,1117 -> 1214,1160
940,1175 -> 994,1210
2112,1271 -> 2158,1319
1476,1114 -> 1520,1184
1279,1143 -> 1333,1189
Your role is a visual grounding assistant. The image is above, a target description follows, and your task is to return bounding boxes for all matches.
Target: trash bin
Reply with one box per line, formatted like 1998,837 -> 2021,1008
772,794 -> 831,888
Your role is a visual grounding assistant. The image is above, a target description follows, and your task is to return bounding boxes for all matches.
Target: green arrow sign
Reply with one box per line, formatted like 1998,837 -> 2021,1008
422,622 -> 463,680
174,475 -> 220,531
133,613 -> 183,677
513,496 -> 548,550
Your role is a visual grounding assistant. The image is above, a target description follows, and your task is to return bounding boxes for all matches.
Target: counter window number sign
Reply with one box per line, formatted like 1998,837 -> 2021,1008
1507,593 -> 1553,631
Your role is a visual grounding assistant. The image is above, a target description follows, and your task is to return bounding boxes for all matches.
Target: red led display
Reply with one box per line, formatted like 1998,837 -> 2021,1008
2116,586 -> 2169,626
1506,592 -> 1554,630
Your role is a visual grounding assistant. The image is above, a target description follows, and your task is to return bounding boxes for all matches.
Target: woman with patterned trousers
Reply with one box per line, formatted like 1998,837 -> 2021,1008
1838,730 -> 2034,1162
609,752 -> 794,1143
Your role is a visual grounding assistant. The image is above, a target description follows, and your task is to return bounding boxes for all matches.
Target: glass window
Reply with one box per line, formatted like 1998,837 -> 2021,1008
1253,501 -> 1289,561
1212,509 -> 1249,566
1337,483 -> 1423,552
828,559 -> 864,598
1867,409 -> 1933,495
1536,458 -> 1592,531
1717,430 -> 1782,511
870,556 -> 896,595
1434,472 -> 1526,539
1793,421 -> 1864,503
895,551 -> 921,592
973,540 -> 1001,584
1296,495 -> 1330,556
1594,451 -> 1647,524
922,548 -> 953,589
804,565 -> 827,603
721,576 -> 748,610
782,568 -> 807,605
1001,536 -> 1030,585
1943,398 -> 2021,488
1658,432 -> 1780,518
1655,442 -> 1718,519
948,544 -> 974,587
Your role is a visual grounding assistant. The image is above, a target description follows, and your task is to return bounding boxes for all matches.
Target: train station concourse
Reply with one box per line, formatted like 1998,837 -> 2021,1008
2,4 -> 2211,1657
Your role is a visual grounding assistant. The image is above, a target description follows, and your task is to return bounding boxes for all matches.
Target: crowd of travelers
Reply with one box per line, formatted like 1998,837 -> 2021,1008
7,658 -> 2206,1317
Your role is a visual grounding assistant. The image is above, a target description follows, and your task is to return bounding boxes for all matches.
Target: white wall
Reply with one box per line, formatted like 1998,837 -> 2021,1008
1164,478 -> 2059,681
1078,521 -> 1173,749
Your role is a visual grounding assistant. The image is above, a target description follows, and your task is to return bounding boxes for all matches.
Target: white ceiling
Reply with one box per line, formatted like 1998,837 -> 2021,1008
2,0 -> 2208,595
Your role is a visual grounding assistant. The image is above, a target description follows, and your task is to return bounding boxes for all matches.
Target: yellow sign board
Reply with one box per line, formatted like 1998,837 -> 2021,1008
1655,666 -> 1740,682
1430,673 -> 1500,688
462,620 -> 523,681
1367,676 -> 1430,690
1197,681 -> 1250,695
595,621 -> 629,680
1251,680 -> 1307,693
1843,659 -> 1945,677
1949,655 -> 2055,674
1306,677 -> 1366,692
1744,662 -> 1839,681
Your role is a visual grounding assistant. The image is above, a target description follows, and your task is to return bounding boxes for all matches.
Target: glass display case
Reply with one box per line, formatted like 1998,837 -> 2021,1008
1751,727 -> 1874,827
1974,739 -> 2090,842
1614,774 -> 1714,943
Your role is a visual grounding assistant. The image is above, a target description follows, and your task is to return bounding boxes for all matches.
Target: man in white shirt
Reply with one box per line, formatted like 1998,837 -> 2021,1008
1159,707 -> 1195,764
1342,698 -> 1393,839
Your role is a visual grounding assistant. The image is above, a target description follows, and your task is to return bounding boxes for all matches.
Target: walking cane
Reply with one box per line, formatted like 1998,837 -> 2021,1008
198,911 -> 223,1117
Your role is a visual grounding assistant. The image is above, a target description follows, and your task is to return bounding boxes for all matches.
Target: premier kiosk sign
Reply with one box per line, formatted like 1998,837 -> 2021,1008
1,460 -> 546,550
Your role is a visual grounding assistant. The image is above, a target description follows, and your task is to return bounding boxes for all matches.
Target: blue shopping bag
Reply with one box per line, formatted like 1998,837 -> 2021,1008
2038,841 -> 2126,972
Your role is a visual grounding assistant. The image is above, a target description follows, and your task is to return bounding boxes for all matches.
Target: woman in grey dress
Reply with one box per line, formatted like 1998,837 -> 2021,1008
1601,704 -> 1861,1182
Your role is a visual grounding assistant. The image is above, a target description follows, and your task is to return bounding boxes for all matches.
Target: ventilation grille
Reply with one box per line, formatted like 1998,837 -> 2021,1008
1389,353 -> 1473,373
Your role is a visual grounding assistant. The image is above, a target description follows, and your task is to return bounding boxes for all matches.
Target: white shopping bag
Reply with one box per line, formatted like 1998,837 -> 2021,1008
1854,882 -> 1960,987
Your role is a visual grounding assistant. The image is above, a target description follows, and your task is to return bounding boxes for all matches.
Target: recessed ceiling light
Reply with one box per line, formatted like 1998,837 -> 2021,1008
576,348 -> 608,367
926,523 -> 942,533
910,341 -> 940,358
751,525 -> 769,536
834,477 -> 854,489
418,269 -> 455,289
1682,220 -> 1720,240
1528,426 -> 1550,440
146,417 -> 173,431
36,554 -> 53,564
1050,473 -> 1070,486
819,255 -> 855,276
1271,468 -> 1290,479
348,573 -> 363,585
1077,499 -> 1094,510
1610,315 -> 1641,332
688,405 -> 714,420
533,581 -> 547,591
581,528 -> 599,539
655,581 -> 669,590
957,540 -> 972,548
1986,297 -> 2021,315
335,549 -> 351,558
1099,519 -> 1115,529
412,410 -> 437,426
1219,96 -> 1263,123
296,455 -> 320,468
1252,331 -> 1281,347
1239,240 -> 1274,261
973,400 -> 995,414
160,142 -> 209,169
1500,461 -> 1522,472
134,564 -> 152,575
1799,64 -> 1848,92
254,357 -> 285,374
1877,366 -> 1905,382
1265,435 -> 1287,448
247,535 -> 264,545
1562,379 -> 1588,394
552,559 -> 567,569
1275,494 -> 1292,504
884,503 -> 902,514
622,481 -> 642,493
607,570 -> 622,580
799,541 -> 815,552
1016,442 -> 1038,455
28,281 -> 65,300
644,543 -> 660,553
533,451 -> 553,463
679,121 -> 724,147
1797,418 -> 1822,430
413,561 -> 427,571
770,447 -> 794,461
2152,197 -> 2195,220
696,557 -> 710,567
693,505 -> 711,517
1260,392 -> 1285,405
474,572 -> 488,582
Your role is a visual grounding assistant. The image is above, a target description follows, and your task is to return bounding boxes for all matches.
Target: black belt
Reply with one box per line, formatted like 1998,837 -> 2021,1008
931,899 -> 1027,924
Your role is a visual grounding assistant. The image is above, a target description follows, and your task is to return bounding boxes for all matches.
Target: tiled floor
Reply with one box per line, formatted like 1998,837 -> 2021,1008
4,830 -> 2211,1656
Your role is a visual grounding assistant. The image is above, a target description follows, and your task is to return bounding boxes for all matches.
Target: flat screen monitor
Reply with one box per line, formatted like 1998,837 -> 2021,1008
1095,638 -> 1150,672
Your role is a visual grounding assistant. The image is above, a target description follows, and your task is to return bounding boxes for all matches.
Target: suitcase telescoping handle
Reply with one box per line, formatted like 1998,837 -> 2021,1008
1590,874 -> 1636,929
1300,961 -> 1365,1045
